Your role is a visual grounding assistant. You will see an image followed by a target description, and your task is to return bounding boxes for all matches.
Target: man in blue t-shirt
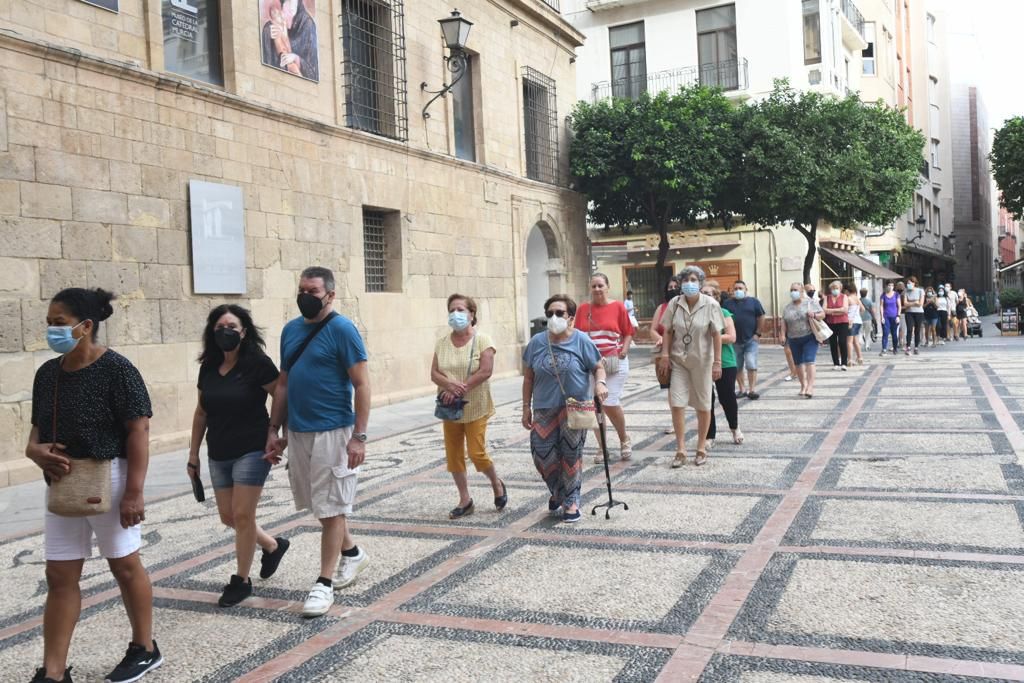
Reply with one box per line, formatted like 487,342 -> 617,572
266,266 -> 371,618
722,280 -> 766,400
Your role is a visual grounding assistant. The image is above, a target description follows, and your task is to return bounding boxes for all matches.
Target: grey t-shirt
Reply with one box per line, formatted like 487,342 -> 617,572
783,298 -> 824,338
904,287 -> 924,313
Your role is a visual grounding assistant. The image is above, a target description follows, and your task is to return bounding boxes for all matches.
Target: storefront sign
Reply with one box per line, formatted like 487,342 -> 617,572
168,0 -> 199,42
162,0 -> 224,85
626,230 -> 740,253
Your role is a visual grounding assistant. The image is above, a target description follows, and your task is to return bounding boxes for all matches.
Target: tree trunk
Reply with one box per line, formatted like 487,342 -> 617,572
799,220 -> 819,286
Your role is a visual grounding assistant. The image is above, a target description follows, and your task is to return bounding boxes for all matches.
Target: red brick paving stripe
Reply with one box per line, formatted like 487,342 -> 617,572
973,362 -> 1024,456
655,365 -> 887,682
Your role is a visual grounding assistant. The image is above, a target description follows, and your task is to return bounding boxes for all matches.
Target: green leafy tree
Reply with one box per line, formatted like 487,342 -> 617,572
570,86 -> 739,292
991,116 -> 1024,220
739,82 -> 924,283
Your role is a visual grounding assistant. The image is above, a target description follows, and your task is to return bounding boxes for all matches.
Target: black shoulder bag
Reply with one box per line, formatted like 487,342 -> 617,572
284,312 -> 338,372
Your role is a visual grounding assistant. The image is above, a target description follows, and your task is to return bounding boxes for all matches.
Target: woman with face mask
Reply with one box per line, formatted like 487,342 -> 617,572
576,273 -> 637,463
657,266 -> 724,467
650,276 -> 681,354
431,294 -> 505,519
879,281 -> 902,356
923,286 -> 939,347
781,282 -> 826,398
26,288 -> 163,683
189,304 -> 287,607
701,280 -> 743,448
903,276 -> 925,354
935,285 -> 949,345
823,280 -> 850,370
521,295 -> 607,523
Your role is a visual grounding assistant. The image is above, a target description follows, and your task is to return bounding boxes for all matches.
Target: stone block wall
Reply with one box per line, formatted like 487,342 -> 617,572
0,0 -> 589,486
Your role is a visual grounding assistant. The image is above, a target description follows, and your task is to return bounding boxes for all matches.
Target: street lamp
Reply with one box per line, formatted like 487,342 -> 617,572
904,214 -> 927,245
420,9 -> 474,120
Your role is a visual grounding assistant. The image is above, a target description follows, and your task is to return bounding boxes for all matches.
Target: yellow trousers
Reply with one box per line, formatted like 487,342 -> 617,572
442,415 -> 493,474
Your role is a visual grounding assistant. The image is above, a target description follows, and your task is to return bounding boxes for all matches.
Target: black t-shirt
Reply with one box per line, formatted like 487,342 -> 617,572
198,353 -> 279,461
31,350 -> 153,461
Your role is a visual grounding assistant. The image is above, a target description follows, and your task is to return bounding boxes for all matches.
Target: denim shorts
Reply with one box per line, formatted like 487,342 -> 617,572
208,450 -> 272,490
787,333 -> 819,366
850,323 -> 862,337
735,339 -> 759,371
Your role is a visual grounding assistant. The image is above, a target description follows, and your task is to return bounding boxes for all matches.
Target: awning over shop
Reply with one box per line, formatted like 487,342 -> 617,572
820,247 -> 903,279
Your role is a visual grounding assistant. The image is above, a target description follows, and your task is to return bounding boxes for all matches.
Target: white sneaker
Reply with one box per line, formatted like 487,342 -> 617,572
302,582 -> 334,617
784,375 -> 795,382
335,548 -> 370,589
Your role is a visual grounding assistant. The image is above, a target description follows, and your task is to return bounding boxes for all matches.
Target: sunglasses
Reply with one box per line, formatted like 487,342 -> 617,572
545,310 -> 569,318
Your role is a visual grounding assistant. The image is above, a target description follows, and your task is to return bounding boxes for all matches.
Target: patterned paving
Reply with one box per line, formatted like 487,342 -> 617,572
3,347 -> 1024,681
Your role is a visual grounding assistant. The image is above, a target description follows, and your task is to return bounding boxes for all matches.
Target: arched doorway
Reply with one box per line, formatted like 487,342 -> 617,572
525,221 -> 560,335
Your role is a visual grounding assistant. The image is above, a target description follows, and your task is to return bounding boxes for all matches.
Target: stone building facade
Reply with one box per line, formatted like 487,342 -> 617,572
0,0 -> 588,486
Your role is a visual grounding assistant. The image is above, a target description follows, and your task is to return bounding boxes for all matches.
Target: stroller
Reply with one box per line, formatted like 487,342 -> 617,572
966,305 -> 983,338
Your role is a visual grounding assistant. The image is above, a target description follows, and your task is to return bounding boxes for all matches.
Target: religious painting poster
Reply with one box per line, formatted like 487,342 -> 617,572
259,0 -> 319,82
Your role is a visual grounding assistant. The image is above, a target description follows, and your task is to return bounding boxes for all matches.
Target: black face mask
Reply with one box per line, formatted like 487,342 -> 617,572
297,292 -> 325,319
807,290 -> 816,298
214,327 -> 241,352
665,289 -> 679,302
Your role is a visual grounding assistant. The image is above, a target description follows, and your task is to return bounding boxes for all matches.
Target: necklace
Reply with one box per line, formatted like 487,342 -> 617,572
674,299 -> 697,349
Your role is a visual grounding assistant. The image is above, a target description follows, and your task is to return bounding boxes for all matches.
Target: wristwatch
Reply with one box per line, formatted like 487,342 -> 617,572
352,432 -> 368,443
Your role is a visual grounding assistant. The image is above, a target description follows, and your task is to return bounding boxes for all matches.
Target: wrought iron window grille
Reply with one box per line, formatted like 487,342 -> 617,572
522,66 -> 560,185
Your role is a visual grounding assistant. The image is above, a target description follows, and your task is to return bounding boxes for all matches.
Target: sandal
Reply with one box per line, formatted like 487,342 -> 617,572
694,450 -> 708,466
732,429 -> 744,445
449,500 -> 474,519
620,437 -> 633,461
671,451 -> 687,468
494,481 -> 508,511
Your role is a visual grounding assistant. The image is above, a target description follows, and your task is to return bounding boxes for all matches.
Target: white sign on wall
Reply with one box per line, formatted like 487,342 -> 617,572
188,180 -> 247,294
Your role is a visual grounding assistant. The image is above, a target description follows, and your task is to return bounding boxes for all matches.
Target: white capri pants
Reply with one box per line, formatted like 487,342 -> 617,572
602,355 -> 629,407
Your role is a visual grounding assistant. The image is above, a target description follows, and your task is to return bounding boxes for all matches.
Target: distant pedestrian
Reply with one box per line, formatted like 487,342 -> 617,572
624,289 -> 640,331
935,284 -> 949,345
265,266 -> 371,618
657,265 -> 724,468
895,281 -> 907,347
430,294 -> 506,519
190,304 -> 289,608
903,276 -> 925,355
27,288 -> 161,683
947,283 -> 960,340
703,281 -> 743,448
859,288 -> 874,350
845,285 -> 864,365
576,273 -> 635,462
879,281 -> 902,356
956,289 -> 971,339
924,286 -> 939,347
521,295 -> 607,523
824,280 -> 850,370
782,282 -> 825,398
723,279 -> 765,400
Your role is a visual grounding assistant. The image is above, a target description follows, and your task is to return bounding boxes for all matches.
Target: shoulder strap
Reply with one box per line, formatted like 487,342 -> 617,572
545,334 -> 569,400
284,312 -> 338,372
463,334 -> 477,381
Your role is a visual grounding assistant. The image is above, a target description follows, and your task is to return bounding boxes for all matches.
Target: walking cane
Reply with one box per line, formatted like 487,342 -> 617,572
591,397 -> 629,519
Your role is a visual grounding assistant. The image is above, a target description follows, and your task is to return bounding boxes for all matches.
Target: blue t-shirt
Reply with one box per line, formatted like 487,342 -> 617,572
522,331 -> 602,410
723,296 -> 765,344
281,315 -> 368,433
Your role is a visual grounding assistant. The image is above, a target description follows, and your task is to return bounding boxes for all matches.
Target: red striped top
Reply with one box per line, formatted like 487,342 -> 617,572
575,301 -> 635,357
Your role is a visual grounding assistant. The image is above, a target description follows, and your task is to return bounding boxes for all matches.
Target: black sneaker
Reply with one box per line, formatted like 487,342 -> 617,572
218,574 -> 253,607
259,536 -> 290,580
105,641 -> 162,683
31,667 -> 72,682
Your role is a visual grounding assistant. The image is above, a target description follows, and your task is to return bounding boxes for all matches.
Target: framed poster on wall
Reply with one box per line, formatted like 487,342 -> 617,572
259,0 -> 319,81
188,180 -> 246,294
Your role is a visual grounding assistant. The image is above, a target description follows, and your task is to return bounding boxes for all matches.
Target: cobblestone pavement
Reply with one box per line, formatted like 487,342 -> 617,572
3,326 -> 1024,682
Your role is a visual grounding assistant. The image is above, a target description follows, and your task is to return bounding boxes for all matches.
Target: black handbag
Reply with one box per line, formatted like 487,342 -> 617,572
435,335 -> 476,421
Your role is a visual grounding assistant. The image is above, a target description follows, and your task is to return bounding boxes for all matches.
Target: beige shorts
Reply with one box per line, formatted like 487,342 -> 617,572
668,364 -> 713,411
287,426 -> 359,519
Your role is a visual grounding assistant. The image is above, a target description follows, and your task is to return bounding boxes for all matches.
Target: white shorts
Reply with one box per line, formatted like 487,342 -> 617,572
287,426 -> 359,519
602,355 -> 629,407
44,457 -> 142,561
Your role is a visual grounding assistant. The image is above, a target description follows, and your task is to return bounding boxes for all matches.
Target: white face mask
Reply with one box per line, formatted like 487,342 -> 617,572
547,315 -> 569,335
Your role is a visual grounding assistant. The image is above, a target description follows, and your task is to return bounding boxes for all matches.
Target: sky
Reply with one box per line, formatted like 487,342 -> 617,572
942,0 -> 1024,128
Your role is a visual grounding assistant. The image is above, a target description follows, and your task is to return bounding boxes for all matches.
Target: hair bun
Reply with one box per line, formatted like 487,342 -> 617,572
93,288 -> 117,321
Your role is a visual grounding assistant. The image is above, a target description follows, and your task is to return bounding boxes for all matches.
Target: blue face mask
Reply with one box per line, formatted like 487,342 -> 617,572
733,289 -> 746,299
681,282 -> 700,297
448,311 -> 470,331
47,321 -> 85,355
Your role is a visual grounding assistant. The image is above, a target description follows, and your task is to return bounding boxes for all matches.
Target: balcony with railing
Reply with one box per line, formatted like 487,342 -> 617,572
591,58 -> 750,102
539,0 -> 560,11
839,0 -> 868,49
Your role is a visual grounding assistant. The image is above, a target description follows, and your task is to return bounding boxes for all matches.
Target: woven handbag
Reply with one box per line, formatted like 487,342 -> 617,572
46,361 -> 111,517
